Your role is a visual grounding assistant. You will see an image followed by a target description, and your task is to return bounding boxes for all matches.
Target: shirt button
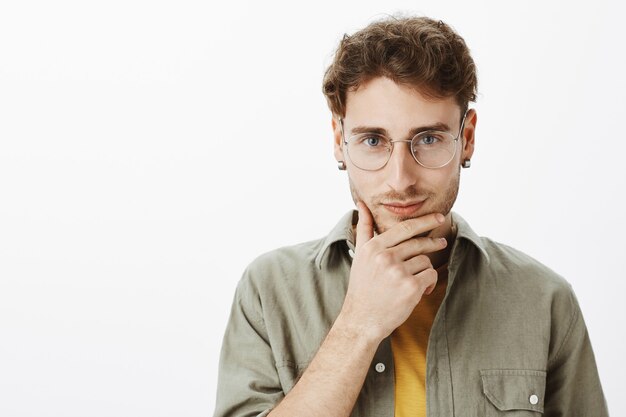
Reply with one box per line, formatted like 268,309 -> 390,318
529,394 -> 539,405
375,362 -> 385,373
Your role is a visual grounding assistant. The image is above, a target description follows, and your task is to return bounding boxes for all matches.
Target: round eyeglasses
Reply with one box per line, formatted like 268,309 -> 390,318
339,111 -> 468,171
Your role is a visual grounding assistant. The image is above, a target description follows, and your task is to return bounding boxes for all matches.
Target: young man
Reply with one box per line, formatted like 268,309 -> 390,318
214,16 -> 608,417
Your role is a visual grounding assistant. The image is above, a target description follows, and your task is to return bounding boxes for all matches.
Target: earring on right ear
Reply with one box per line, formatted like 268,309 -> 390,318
337,160 -> 346,171
462,159 -> 471,168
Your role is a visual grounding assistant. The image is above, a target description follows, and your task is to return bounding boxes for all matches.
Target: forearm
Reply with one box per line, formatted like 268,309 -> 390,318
268,208 -> 442,416
268,313 -> 382,417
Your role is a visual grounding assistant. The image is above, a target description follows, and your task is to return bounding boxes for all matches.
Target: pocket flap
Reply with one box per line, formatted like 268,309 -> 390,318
480,369 -> 546,413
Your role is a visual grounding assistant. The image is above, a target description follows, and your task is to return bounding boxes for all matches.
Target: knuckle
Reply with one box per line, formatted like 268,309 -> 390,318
361,239 -> 374,251
375,251 -> 394,266
429,237 -> 443,248
409,238 -> 424,253
416,254 -> 431,268
361,240 -> 379,257
406,280 -> 421,295
418,268 -> 438,286
398,221 -> 413,235
389,264 -> 404,277
428,269 -> 439,284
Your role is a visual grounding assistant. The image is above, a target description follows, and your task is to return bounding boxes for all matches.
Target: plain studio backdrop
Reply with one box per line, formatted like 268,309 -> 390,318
1,0 -> 624,415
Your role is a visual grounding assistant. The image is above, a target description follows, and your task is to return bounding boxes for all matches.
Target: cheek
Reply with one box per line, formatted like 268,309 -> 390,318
347,171 -> 378,199
428,165 -> 458,187
348,163 -> 460,199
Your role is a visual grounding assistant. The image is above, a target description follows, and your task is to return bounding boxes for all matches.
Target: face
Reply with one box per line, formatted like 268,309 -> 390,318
333,77 -> 476,235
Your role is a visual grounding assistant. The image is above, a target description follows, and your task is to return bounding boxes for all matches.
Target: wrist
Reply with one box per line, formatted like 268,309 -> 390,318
332,309 -> 386,347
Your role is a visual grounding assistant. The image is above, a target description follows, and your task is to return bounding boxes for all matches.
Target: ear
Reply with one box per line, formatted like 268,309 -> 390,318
332,116 -> 344,163
461,109 -> 477,162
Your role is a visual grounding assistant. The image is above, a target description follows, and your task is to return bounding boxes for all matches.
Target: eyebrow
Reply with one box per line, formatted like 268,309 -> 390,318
350,122 -> 451,138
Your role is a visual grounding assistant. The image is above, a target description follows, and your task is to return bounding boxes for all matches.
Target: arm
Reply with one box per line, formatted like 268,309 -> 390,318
213,277 -> 284,417
543,288 -> 609,417
267,312 -> 381,416
213,277 -> 382,417
268,203 -> 447,417
214,203 -> 447,416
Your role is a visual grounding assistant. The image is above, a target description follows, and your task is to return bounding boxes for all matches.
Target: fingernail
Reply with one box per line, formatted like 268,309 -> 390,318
436,213 -> 445,223
439,238 -> 447,245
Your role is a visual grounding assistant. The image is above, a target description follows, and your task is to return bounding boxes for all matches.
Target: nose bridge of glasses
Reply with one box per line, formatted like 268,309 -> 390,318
344,127 -> 463,170
387,138 -> 418,166
382,138 -> 422,188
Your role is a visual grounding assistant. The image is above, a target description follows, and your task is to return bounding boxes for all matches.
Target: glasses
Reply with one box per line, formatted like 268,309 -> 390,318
339,110 -> 468,171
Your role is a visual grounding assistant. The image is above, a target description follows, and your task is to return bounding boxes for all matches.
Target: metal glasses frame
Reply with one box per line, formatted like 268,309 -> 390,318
339,109 -> 469,171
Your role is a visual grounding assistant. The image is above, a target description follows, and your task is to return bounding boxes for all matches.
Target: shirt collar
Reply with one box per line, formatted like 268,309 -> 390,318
450,211 -> 490,263
315,210 -> 357,269
315,210 -> 490,269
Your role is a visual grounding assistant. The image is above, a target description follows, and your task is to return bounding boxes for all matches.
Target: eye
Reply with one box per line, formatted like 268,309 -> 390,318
420,134 -> 440,145
365,136 -> 381,147
354,134 -> 387,147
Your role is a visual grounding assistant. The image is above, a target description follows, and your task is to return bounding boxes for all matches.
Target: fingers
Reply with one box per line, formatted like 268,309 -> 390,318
416,267 -> 438,295
403,254 -> 433,275
378,213 -> 445,248
355,201 -> 374,251
393,236 -> 448,261
403,254 -> 439,294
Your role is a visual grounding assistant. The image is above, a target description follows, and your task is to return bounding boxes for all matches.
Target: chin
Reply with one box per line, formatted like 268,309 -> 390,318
372,203 -> 442,235
372,212 -> 413,234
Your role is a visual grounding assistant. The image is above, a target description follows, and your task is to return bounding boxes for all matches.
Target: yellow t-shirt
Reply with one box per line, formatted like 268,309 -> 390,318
391,265 -> 448,417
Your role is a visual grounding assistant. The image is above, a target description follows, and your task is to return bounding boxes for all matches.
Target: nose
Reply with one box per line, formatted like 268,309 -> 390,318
384,141 -> 419,191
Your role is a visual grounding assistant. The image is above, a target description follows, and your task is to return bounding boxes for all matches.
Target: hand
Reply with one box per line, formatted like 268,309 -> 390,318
338,201 -> 447,342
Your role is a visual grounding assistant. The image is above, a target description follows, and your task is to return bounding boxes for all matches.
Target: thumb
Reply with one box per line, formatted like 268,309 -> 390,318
355,201 -> 374,251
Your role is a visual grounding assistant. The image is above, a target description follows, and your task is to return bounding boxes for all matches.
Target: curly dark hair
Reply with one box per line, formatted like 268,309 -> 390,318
322,16 -> 477,118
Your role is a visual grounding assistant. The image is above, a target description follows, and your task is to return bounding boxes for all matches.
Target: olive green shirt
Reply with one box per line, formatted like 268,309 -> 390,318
214,211 -> 608,417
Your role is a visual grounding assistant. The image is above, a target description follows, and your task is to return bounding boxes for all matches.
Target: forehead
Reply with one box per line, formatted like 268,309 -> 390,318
344,77 -> 460,131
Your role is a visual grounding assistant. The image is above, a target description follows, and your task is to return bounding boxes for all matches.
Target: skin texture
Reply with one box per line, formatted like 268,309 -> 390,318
268,77 -> 477,417
334,76 -> 476,239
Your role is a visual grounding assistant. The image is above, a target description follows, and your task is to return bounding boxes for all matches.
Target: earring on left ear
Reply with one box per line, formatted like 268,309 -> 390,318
462,159 -> 471,168
337,160 -> 346,171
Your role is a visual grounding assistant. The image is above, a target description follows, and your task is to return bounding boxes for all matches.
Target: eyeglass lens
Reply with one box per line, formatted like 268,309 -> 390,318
346,131 -> 457,170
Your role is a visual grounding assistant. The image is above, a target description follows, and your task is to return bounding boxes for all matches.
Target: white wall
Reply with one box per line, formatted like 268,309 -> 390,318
1,0 -> 624,415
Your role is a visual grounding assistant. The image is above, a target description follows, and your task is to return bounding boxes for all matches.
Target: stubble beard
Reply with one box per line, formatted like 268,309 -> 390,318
349,168 -> 461,235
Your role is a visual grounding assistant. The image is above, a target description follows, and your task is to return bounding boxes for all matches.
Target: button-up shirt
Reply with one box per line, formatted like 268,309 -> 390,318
214,211 -> 609,417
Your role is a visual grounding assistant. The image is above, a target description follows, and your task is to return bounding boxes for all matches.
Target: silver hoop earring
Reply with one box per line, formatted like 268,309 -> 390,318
462,159 -> 471,168
337,160 -> 346,171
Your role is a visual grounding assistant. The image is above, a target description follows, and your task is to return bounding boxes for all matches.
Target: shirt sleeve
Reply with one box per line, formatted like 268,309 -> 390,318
543,286 -> 609,417
213,273 -> 284,417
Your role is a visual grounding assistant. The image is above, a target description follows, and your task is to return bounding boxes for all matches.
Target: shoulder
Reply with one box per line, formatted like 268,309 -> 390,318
248,237 -> 325,277
484,238 -> 569,286
233,210 -> 354,315
452,212 -> 571,294
477,237 -> 578,311
235,237 -> 327,297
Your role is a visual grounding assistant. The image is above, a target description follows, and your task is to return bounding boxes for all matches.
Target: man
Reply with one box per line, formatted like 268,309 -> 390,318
214,16 -> 608,417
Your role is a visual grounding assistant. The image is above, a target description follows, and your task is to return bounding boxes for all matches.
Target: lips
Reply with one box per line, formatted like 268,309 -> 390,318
382,200 -> 426,216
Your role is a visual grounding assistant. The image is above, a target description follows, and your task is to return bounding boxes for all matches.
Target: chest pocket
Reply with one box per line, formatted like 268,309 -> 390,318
480,369 -> 546,416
